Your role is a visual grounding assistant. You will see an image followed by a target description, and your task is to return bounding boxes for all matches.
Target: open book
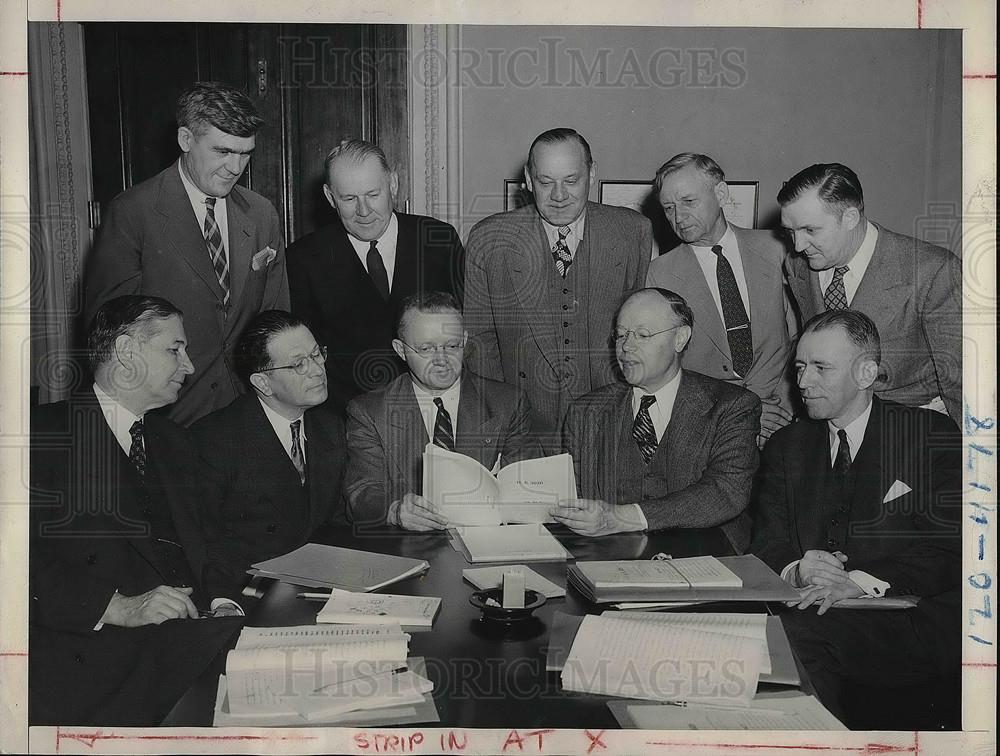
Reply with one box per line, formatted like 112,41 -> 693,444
316,590 -> 441,628
422,444 -> 577,526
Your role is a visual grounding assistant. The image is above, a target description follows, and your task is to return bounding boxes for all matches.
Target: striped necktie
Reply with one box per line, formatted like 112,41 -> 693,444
204,197 -> 230,305
632,395 -> 658,464
552,226 -> 574,277
290,419 -> 306,486
432,397 -> 456,451
824,266 -> 850,310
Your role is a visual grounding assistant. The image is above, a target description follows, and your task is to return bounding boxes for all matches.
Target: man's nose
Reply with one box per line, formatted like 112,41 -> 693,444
792,231 -> 808,252
357,197 -> 372,216
180,352 -> 195,375
551,182 -> 568,201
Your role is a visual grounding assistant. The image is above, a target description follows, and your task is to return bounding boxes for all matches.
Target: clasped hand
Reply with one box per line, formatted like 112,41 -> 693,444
787,549 -> 864,615
389,493 -> 449,531
550,499 -> 643,537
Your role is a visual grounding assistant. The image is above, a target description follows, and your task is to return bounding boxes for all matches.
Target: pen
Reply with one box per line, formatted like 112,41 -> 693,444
297,592 -> 331,600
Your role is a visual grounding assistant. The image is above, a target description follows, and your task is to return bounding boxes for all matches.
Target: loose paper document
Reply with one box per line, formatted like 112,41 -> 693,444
317,590 -> 441,627
579,557 -> 742,590
463,564 -> 566,598
453,523 -> 569,563
422,444 -> 576,526
622,691 -> 846,730
562,614 -> 763,706
249,543 -> 428,591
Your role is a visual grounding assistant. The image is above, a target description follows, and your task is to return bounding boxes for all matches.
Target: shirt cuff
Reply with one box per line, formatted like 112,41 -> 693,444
211,597 -> 245,616
628,503 -> 648,531
847,569 -> 890,598
780,560 -> 803,587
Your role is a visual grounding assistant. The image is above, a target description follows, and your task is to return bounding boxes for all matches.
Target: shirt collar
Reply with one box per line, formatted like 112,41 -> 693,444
177,159 -> 217,206
540,208 -> 587,247
410,374 -> 462,404
828,397 -> 873,462
846,220 -> 878,274
258,396 -> 306,441
631,368 -> 683,417
690,223 -> 737,254
92,382 -> 143,454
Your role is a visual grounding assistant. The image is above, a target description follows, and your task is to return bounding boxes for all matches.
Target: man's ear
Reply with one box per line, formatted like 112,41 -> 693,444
714,180 -> 731,207
391,338 -> 406,363
855,357 -> 879,390
114,333 -> 136,368
322,184 -> 337,211
674,324 -> 693,353
587,160 -> 597,189
523,164 -> 534,195
389,171 -> 400,203
249,372 -> 271,396
842,206 -> 862,231
177,126 -> 193,154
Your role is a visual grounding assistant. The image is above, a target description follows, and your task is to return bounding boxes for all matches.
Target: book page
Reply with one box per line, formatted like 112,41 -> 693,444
669,556 -> 743,588
562,615 -> 762,706
422,443 -> 502,526
625,692 -> 846,730
494,453 -> 577,523
298,669 -> 434,721
578,560 -> 688,589
236,624 -> 397,649
455,524 -> 568,563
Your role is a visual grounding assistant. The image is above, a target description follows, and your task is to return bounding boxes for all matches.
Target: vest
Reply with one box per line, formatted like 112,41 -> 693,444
614,400 -> 672,506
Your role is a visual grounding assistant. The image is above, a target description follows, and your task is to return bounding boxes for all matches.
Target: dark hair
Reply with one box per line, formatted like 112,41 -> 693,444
176,81 -> 263,138
615,287 -> 695,331
325,138 -> 393,184
87,295 -> 183,372
776,163 -> 865,214
527,128 -> 593,175
652,153 -> 726,195
801,309 -> 881,365
395,291 -> 462,340
234,310 -> 307,385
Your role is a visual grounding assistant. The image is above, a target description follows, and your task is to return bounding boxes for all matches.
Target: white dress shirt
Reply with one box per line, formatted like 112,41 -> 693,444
541,210 -> 586,258
178,161 -> 230,248
818,220 -> 878,305
411,377 -> 462,442
690,224 -> 752,323
347,212 -> 399,289
257,398 -> 307,462
92,382 -> 143,455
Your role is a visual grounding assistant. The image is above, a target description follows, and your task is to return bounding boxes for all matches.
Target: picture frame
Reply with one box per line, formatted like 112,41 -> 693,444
504,179 -> 532,211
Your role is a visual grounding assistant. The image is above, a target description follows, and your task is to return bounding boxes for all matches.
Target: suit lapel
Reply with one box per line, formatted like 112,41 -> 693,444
673,244 -> 730,359
507,210 -> 560,366
785,254 -> 822,323
733,227 -> 778,359
848,224 -> 906,311
791,420 -> 831,552
225,187 -> 254,321
304,409 -> 338,532
848,398 -> 885,523
663,372 -> 713,486
385,377 -> 429,485
454,374 -> 503,469
583,204 -> 625,341
243,398 -> 306,528
388,214 -> 419,304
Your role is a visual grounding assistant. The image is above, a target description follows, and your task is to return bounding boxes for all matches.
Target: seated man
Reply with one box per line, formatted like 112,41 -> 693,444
555,287 -> 761,552
345,291 -> 536,530
29,295 -> 242,725
750,310 -> 961,726
192,310 -> 347,597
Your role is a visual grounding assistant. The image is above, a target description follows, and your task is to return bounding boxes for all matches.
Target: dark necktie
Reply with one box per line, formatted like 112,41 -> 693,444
632,395 -> 658,464
367,239 -> 391,301
432,397 -> 455,452
824,266 -> 850,310
290,419 -> 306,486
711,244 -> 753,378
128,419 -> 146,479
204,197 -> 230,305
833,428 -> 851,476
552,225 -> 574,277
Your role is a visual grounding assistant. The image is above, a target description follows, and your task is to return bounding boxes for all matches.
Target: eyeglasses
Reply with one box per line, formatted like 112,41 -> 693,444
399,340 -> 466,357
612,326 -> 681,344
258,345 -> 328,375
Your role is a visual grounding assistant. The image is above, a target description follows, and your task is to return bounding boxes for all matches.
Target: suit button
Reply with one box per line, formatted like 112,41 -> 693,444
564,339 -> 570,345
564,356 -> 571,362
642,493 -> 651,500
722,365 -> 730,372
563,321 -> 569,328
826,537 -> 837,548
86,554 -> 97,565
830,518 -> 839,526
211,382 -> 219,389
562,288 -> 569,295
74,653 -> 84,663
562,304 -> 569,310
518,371 -> 527,379
267,524 -> 277,533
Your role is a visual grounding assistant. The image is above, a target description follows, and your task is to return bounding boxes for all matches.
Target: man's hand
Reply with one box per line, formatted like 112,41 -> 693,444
791,579 -> 865,615
100,585 -> 199,627
550,499 -> 644,537
797,549 -> 850,586
389,493 -> 449,531
209,602 -> 243,618
758,395 -> 794,449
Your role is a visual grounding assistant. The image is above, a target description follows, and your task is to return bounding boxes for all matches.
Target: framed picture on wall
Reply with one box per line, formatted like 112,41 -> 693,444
504,179 -> 532,211
722,180 -> 759,229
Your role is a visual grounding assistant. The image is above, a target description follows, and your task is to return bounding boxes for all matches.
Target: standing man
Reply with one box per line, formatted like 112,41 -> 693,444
30,296 -> 243,725
287,139 -> 464,412
778,163 -> 962,422
647,153 -> 795,446
464,128 -> 652,451
85,81 -> 287,426
750,310 -> 960,726
345,292 -> 536,530
192,311 -> 347,599
555,288 -> 761,553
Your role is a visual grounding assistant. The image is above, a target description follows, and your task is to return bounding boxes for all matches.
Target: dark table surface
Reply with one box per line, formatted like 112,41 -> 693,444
165,525 -> 794,728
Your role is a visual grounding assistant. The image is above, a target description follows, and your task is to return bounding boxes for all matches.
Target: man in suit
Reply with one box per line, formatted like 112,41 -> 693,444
85,81 -> 288,427
750,310 -> 961,725
555,288 -> 761,553
464,128 -> 652,451
287,139 -> 464,412
345,292 -> 537,530
191,311 -> 347,598
778,162 -> 962,422
647,153 -> 795,446
30,296 -> 243,725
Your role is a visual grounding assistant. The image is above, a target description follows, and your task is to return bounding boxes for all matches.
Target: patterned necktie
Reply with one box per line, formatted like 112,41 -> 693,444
833,428 -> 851,476
432,397 -> 456,452
204,197 -> 230,305
632,395 -> 658,464
290,419 -> 306,486
367,239 -> 391,301
552,226 -> 574,277
711,244 -> 753,378
824,266 -> 850,310
128,419 -> 146,478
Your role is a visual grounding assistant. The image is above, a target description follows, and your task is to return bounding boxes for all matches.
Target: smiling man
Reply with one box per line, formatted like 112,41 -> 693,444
345,292 -> 536,531
464,128 -> 652,452
287,139 -> 464,413
778,163 -> 961,422
85,82 -> 287,426
556,288 -> 761,553
191,310 -> 347,598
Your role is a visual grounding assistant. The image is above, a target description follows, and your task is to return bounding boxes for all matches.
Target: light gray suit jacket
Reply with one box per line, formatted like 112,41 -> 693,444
785,222 -> 962,422
464,201 -> 651,448
646,225 -> 796,412
562,370 -> 761,553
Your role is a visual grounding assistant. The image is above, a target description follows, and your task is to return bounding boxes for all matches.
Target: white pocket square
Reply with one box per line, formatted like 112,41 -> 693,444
883,479 -> 912,503
251,246 -> 277,271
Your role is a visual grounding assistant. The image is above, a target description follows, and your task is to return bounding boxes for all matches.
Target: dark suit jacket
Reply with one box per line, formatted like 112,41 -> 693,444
345,372 -> 537,527
785,223 -> 962,421
191,394 -> 347,596
29,391 -> 239,725
84,161 -> 289,426
562,370 -> 761,552
286,213 -> 464,411
464,201 -> 651,443
647,225 -> 796,412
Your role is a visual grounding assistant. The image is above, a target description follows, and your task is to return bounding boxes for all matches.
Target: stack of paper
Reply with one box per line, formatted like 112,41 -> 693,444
248,543 -> 429,591
316,589 -> 441,628
561,613 -> 765,706
213,624 -> 436,726
451,523 -> 570,564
